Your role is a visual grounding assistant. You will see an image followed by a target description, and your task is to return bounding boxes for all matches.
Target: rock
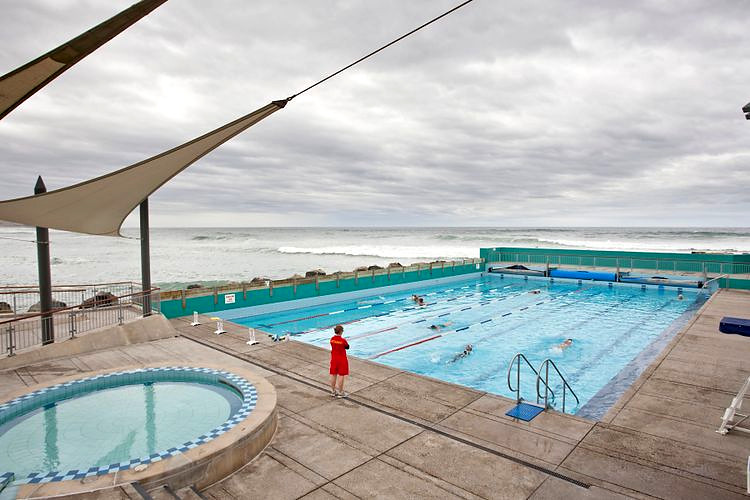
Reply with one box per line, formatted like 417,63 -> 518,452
387,262 -> 403,268
79,292 -> 118,309
354,266 -> 369,272
186,284 -> 202,289
367,265 -> 383,271
305,269 -> 326,277
0,302 -> 12,314
28,299 -> 67,312
249,277 -> 271,285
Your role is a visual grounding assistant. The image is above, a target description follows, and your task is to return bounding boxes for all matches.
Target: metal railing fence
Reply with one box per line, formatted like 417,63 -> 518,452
0,288 -> 160,358
485,251 -> 750,277
0,281 -> 139,316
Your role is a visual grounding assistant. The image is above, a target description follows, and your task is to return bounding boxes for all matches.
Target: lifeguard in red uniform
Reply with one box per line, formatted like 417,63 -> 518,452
329,324 -> 349,398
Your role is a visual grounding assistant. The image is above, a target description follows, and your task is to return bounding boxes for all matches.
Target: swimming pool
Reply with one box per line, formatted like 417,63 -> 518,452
234,274 -> 709,419
0,367 -> 257,484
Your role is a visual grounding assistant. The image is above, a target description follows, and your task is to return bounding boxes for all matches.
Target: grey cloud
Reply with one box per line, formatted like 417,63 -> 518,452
1,0 -> 749,228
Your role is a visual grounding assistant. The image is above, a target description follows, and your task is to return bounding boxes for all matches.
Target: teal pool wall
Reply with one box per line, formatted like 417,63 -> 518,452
480,247 -> 750,290
161,262 -> 482,319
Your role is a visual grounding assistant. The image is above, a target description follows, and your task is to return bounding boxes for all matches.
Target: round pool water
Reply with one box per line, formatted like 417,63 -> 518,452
0,367 -> 257,484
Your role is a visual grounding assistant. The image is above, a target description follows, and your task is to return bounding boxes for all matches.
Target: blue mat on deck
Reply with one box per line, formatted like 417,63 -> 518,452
720,317 -> 750,337
506,402 -> 545,421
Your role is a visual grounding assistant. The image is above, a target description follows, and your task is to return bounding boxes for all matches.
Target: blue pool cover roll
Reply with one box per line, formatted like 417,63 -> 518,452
549,269 -> 617,281
719,317 -> 750,337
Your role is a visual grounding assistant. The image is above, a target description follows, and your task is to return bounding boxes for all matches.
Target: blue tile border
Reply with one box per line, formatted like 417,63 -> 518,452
0,367 -> 257,484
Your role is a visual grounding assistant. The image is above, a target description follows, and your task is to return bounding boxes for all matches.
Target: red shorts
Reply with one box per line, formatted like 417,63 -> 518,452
330,355 -> 349,376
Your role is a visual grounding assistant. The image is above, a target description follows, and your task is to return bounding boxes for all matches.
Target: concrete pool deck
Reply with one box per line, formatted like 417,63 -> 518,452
0,289 -> 748,498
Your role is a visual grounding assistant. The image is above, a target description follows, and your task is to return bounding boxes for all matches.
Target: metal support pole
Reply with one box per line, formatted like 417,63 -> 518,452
35,176 -> 54,345
140,199 -> 152,316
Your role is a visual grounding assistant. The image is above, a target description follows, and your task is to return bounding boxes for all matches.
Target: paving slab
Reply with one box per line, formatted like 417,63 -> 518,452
267,374 -> 332,414
203,452 -> 322,500
386,431 -> 549,499
465,393 -> 594,443
353,372 -> 482,423
272,414 -> 373,480
299,399 -> 422,454
333,458 -> 468,499
580,424 -> 746,488
439,407 -> 577,466
529,476 -> 636,500
609,406 -> 750,460
559,446 -> 747,500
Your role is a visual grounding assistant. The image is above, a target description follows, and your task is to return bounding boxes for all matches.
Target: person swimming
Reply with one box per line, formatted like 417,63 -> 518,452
418,297 -> 426,306
530,289 -> 542,294
450,344 -> 473,362
411,294 -> 420,303
556,338 -> 573,350
429,322 -> 453,331
677,293 -> 684,300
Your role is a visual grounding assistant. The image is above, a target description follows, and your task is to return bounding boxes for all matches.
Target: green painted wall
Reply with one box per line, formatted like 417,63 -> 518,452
161,262 -> 481,319
480,247 -> 750,288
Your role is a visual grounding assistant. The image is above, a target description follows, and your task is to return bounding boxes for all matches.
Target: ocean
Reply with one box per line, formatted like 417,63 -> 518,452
1,227 -> 749,289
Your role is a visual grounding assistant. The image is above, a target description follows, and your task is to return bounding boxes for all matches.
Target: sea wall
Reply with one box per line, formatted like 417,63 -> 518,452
160,259 -> 483,319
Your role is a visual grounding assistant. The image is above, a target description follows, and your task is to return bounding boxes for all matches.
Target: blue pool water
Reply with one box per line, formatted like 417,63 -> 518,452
235,275 -> 709,418
0,368 -> 255,483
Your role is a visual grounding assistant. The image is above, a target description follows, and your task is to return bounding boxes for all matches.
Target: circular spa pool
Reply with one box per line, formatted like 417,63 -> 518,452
0,367 -> 257,484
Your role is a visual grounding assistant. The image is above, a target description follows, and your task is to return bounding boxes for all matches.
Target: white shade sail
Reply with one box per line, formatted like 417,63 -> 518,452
0,0 -> 168,120
0,100 -> 287,236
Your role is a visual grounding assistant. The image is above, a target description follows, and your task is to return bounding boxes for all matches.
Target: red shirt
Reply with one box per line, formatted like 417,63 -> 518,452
330,335 -> 349,357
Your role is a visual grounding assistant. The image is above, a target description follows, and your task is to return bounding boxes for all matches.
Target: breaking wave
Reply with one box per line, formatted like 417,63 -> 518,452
276,245 -> 479,260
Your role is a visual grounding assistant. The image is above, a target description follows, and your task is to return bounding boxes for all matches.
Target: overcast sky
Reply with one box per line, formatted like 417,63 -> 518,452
0,0 -> 748,228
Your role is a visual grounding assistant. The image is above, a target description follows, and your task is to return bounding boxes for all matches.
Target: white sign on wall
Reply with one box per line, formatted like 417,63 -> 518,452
224,293 -> 236,304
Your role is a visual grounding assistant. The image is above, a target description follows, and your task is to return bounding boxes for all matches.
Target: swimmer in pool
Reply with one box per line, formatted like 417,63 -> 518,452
411,294 -> 420,303
450,344 -> 473,362
429,322 -> 453,331
418,297 -> 426,306
677,293 -> 684,300
556,338 -> 573,350
530,289 -> 542,294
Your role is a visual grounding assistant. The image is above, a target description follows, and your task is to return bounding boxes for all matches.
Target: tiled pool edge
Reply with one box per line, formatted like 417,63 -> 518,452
10,363 -> 277,499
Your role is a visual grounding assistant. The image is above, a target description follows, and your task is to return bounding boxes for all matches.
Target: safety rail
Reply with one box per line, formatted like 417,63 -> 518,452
0,281 -> 139,316
536,358 -> 580,413
0,288 -> 160,358
703,274 -> 728,287
507,353 -> 556,405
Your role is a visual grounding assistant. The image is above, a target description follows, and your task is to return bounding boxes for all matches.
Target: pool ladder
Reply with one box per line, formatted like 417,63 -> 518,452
507,353 -> 580,413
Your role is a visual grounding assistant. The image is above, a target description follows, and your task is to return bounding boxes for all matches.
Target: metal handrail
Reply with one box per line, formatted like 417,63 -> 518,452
507,353 -> 555,405
536,358 -> 579,413
703,274 -> 728,287
1,288 -> 161,357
